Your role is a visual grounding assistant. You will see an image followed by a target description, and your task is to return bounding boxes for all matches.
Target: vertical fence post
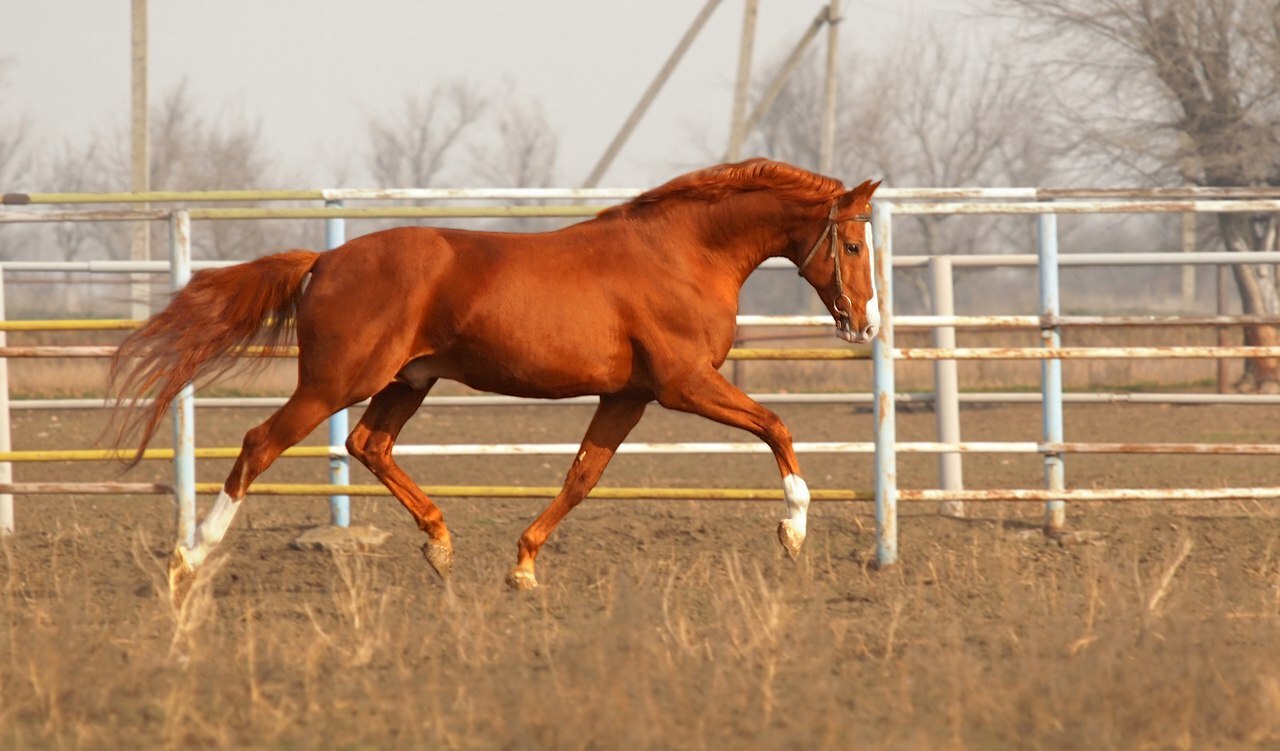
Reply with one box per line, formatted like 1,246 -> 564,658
0,269 -> 11,537
1217,265 -> 1231,393
1180,209 -> 1196,310
169,211 -> 196,548
325,201 -> 350,528
872,202 -> 897,567
929,256 -> 964,517
1037,212 -> 1066,533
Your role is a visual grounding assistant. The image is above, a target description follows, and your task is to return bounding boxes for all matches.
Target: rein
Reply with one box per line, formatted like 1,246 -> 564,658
796,203 -> 872,329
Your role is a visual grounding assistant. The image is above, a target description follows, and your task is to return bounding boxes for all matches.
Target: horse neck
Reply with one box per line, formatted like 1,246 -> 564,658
685,195 -> 826,284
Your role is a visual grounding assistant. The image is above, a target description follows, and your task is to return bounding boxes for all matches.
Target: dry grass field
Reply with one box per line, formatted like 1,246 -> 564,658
1,399 -> 1278,749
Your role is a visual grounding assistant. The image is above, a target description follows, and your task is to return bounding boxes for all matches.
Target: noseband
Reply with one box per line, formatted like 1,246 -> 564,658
796,203 -> 872,329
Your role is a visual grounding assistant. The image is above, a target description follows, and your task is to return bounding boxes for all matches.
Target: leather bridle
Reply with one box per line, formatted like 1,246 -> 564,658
796,203 -> 872,332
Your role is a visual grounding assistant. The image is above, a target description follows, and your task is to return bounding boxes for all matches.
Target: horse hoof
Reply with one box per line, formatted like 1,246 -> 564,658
777,520 -> 805,560
506,569 -> 538,591
167,545 -> 196,608
422,540 -> 454,579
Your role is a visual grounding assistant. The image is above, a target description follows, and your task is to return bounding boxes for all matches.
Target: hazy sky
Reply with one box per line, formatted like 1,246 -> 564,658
2,1 -> 974,188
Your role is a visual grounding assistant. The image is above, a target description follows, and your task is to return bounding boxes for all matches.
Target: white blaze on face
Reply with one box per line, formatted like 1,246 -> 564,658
863,219 -> 881,333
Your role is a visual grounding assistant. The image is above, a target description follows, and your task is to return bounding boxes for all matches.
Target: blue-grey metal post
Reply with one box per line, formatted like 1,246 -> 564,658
871,202 -> 897,566
325,200 -> 351,527
1037,212 -> 1066,532
169,211 -> 197,548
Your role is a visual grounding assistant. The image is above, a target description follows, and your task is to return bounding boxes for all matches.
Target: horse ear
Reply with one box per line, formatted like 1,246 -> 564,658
853,179 -> 881,200
839,179 -> 881,207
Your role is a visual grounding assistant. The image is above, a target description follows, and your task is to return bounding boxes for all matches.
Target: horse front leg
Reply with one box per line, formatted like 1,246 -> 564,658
657,367 -> 811,558
507,394 -> 649,590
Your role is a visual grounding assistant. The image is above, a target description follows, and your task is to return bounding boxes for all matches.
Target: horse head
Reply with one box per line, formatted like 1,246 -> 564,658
796,178 -> 882,344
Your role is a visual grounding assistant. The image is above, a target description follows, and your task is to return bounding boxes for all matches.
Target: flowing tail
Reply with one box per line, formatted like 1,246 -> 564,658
108,250 -> 321,465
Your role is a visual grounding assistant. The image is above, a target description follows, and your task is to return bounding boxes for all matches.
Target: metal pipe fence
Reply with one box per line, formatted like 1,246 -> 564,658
0,189 -> 1277,569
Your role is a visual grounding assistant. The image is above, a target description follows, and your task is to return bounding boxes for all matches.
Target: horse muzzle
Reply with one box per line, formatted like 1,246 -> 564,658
836,322 -> 878,344
834,306 -> 879,344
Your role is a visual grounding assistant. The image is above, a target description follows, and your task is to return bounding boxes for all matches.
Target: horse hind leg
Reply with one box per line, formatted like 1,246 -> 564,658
507,395 -> 648,590
344,380 -> 455,578
168,388 -> 337,606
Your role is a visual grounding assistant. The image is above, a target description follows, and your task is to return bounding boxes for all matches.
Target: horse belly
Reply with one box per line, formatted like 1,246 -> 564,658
408,258 -> 653,398
406,336 -> 639,399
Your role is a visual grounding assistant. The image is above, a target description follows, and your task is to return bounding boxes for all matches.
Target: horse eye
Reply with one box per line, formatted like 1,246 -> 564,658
844,242 -> 860,255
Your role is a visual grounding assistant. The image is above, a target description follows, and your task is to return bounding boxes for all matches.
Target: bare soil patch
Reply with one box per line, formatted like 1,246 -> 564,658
2,402 -> 1279,749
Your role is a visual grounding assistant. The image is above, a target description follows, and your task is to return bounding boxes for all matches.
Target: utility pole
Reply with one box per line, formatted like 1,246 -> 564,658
818,0 -> 841,175
725,0 -> 759,161
131,0 -> 150,320
736,4 -> 831,148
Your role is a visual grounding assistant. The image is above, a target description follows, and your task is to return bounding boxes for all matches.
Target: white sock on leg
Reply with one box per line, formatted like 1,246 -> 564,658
183,489 -> 241,568
778,474 -> 810,557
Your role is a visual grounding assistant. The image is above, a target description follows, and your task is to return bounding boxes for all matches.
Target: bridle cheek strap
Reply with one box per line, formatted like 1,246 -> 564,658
797,203 -> 867,326
796,203 -> 839,278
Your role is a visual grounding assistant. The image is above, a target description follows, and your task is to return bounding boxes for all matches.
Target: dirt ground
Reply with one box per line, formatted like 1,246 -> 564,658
2,401 -> 1280,749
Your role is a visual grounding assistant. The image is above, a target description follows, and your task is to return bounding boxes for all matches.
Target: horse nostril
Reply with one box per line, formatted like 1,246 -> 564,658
863,324 -> 879,340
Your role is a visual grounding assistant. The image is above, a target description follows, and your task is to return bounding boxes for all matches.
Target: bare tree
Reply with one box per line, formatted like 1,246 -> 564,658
367,82 -> 487,187
869,26 -> 1052,275
128,82 -> 290,261
0,131 -> 23,189
45,140 -> 124,257
8,138 -> 127,313
0,125 -> 25,191
0,57 -> 34,272
744,25 -> 1052,311
144,84 -> 272,192
471,97 -> 558,189
996,0 -> 1280,390
0,70 -> 28,189
366,81 -> 563,232
470,89 -> 561,231
752,28 -> 1049,183
26,83 -> 284,311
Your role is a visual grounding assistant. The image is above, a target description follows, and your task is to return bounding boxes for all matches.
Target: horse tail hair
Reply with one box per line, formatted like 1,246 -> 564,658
108,249 -> 321,465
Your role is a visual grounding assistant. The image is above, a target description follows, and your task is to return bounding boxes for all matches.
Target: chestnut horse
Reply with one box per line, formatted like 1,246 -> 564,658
109,159 -> 880,600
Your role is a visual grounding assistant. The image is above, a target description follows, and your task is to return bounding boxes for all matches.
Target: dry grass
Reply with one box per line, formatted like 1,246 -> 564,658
2,503 -> 1278,750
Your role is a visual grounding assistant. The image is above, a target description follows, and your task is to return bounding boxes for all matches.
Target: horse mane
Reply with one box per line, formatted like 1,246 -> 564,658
600,158 -> 846,217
